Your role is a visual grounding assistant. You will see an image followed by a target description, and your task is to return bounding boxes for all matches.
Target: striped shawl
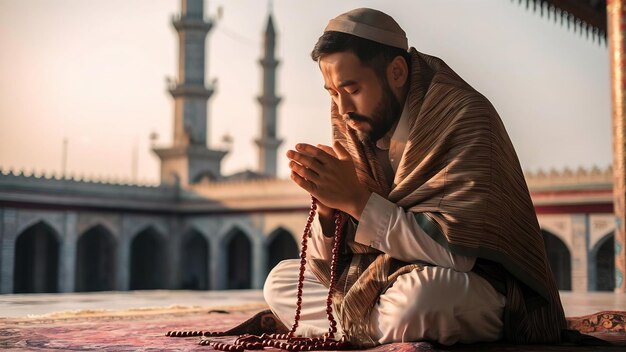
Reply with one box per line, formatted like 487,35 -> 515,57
308,48 -> 566,347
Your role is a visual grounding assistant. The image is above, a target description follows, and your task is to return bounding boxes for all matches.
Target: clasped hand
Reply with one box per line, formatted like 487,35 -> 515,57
287,142 -> 371,220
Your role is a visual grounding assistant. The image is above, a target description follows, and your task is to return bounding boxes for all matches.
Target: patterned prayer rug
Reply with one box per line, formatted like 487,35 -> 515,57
1,305 -> 624,351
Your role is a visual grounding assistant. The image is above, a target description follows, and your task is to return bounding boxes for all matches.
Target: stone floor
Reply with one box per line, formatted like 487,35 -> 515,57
0,290 -> 624,318
0,290 -> 265,318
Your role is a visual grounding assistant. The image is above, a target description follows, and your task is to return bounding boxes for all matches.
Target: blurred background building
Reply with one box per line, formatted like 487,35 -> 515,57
0,0 -> 617,294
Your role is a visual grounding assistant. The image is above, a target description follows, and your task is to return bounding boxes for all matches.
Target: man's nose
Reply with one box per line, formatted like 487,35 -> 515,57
337,95 -> 355,116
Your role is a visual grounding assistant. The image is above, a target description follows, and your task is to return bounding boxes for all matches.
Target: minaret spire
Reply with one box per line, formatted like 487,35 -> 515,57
153,0 -> 228,186
255,10 -> 283,177
171,0 -> 214,147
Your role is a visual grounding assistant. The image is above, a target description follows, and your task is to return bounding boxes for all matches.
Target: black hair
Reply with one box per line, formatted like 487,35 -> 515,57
310,31 -> 411,79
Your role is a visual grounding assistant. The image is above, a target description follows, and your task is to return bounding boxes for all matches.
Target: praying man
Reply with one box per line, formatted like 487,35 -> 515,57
264,8 -> 566,347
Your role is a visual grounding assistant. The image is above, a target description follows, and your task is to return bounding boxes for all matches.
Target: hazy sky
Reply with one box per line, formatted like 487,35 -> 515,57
0,0 -> 611,183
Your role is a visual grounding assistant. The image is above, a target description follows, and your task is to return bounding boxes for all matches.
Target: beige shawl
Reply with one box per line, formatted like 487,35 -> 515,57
309,48 -> 566,347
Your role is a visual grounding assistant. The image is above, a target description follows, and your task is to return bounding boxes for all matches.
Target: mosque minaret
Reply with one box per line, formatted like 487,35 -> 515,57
153,0 -> 227,186
255,12 -> 283,178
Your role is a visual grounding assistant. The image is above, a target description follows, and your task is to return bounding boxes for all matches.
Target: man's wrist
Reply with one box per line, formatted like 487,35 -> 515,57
318,211 -> 336,237
347,189 -> 372,221
317,203 -> 334,218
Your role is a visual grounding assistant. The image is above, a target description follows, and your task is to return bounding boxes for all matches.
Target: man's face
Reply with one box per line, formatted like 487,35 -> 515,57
319,51 -> 402,143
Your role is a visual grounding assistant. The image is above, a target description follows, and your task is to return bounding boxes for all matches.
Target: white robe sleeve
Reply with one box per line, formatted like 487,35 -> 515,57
354,192 -> 475,272
307,212 -> 336,261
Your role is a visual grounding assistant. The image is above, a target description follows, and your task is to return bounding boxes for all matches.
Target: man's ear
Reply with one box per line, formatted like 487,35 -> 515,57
386,56 -> 408,89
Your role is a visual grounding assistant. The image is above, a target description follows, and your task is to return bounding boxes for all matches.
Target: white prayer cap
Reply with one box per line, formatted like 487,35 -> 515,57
324,8 -> 408,51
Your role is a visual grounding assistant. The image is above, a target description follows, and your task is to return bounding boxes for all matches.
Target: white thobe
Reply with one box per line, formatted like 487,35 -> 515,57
264,104 -> 506,345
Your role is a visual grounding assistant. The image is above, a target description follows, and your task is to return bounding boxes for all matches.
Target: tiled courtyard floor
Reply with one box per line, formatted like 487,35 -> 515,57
0,289 -> 265,318
0,290 -> 624,318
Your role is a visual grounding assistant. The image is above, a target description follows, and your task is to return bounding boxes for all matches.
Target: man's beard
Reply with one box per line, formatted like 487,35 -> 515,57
345,83 -> 402,144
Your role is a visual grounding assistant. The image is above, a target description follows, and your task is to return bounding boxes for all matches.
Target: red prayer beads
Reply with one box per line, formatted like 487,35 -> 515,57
288,197 -> 343,341
167,196 -> 350,350
194,333 -> 350,351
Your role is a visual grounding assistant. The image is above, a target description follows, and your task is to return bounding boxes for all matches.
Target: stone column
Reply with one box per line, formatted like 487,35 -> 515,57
212,239 -> 227,290
0,208 -> 17,294
58,211 -> 77,293
252,236 -> 268,289
116,215 -> 132,291
608,0 -> 626,292
571,214 -> 589,292
205,233 -> 212,290
588,250 -> 598,291
167,217 -> 182,289
116,239 -> 130,291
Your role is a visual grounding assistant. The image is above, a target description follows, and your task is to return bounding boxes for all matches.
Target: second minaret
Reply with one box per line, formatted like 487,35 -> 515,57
255,13 -> 283,178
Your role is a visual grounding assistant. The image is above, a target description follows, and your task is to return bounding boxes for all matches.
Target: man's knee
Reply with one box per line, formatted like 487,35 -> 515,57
373,267 -> 503,345
263,259 -> 298,307
381,268 -> 449,325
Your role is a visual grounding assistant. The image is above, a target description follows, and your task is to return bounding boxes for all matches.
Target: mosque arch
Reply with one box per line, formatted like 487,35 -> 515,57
223,226 -> 253,289
75,224 -> 117,292
13,221 -> 60,293
125,219 -> 168,243
592,232 -> 615,291
15,216 -> 63,243
77,219 -> 119,241
541,229 -> 572,290
129,226 -> 167,290
266,227 -> 299,273
181,228 -> 210,290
